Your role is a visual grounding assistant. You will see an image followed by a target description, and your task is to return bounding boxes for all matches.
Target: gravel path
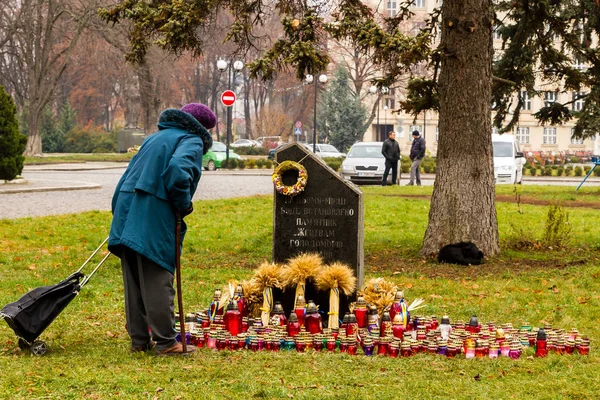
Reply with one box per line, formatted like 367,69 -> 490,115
0,168 -> 274,220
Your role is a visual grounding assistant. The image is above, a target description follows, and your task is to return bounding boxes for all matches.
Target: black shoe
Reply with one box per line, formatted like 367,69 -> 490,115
406,182 -> 414,186
416,182 -> 421,186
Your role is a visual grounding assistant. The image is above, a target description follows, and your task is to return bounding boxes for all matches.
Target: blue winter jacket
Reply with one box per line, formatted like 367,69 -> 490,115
108,109 -> 213,273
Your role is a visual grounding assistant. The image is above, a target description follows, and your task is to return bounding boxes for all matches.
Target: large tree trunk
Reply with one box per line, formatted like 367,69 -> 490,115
25,115 -> 42,156
421,0 -> 499,257
136,60 -> 160,134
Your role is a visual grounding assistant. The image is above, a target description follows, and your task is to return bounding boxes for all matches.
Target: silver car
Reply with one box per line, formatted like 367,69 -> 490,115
305,143 -> 346,158
340,142 -> 393,185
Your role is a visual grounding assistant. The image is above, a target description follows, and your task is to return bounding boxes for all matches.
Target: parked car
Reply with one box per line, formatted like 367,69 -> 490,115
202,141 -> 241,170
304,143 -> 346,158
268,144 -> 286,160
231,139 -> 258,148
492,133 -> 526,184
339,142 -> 392,185
256,136 -> 281,149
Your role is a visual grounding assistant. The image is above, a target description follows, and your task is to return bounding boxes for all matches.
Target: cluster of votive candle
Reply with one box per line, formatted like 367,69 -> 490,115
176,290 -> 590,358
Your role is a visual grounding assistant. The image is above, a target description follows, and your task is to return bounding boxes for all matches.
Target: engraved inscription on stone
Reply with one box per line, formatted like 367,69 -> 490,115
273,143 -> 364,289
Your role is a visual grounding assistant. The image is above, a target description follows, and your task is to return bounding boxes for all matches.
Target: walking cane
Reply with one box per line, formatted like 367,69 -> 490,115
175,210 -> 187,353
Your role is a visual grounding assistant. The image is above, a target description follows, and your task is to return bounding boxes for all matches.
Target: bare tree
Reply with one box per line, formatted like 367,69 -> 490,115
0,0 -> 91,155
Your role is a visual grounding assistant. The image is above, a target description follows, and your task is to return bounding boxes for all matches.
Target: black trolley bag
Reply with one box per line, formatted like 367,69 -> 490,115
1,238 -> 111,355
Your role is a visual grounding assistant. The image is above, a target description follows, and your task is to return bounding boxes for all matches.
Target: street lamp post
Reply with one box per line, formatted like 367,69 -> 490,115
369,85 -> 389,141
306,73 -> 328,153
217,58 -> 244,164
383,105 -> 389,136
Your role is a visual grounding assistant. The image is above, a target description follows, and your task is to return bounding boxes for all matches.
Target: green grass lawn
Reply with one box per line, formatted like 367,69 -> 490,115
24,153 -> 133,164
1,187 -> 599,399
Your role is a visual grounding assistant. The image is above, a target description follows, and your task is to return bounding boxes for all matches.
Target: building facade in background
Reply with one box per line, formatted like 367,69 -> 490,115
359,0 -> 598,158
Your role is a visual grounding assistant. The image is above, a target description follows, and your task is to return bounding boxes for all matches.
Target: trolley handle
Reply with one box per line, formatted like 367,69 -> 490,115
77,237 -> 109,274
80,252 -> 112,288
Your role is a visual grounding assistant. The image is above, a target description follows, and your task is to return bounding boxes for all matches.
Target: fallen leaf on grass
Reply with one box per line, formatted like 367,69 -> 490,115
404,283 -> 413,289
155,387 -> 164,393
474,374 -> 481,381
182,365 -> 193,370
287,394 -> 294,398
548,285 -> 559,293
577,296 -> 589,304
429,294 -> 442,299
105,331 -> 118,338
28,264 -> 36,270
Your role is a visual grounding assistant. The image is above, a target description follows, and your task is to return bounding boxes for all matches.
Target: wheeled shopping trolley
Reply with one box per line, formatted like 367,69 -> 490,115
1,238 -> 111,355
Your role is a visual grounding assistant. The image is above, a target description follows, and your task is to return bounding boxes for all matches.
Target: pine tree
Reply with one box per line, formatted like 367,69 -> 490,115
41,106 -> 64,153
318,66 -> 367,152
58,101 -> 77,137
0,86 -> 27,181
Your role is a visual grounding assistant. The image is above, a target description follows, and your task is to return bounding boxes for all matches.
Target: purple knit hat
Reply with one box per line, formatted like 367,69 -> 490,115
181,103 -> 217,130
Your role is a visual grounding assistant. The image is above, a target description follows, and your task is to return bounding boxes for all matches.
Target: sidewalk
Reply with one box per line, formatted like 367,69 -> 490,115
0,162 -> 274,194
2,162 -> 599,194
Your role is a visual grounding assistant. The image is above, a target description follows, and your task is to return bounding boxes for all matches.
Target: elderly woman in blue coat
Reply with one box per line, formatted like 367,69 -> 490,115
108,103 -> 215,355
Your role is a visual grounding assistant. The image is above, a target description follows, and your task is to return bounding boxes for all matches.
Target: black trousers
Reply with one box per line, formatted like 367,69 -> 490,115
382,159 -> 398,185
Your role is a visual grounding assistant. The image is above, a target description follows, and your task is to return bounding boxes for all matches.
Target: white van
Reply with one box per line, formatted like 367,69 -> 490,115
492,133 -> 526,184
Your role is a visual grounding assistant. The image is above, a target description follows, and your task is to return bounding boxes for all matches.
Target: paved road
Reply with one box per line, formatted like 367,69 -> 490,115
1,163 -> 598,220
0,167 -> 274,220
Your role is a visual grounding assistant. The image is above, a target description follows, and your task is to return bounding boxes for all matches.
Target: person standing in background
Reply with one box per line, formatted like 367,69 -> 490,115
407,130 -> 426,186
381,131 -> 400,186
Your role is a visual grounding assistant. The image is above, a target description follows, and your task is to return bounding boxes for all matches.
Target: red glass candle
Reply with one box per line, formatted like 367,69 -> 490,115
296,339 -> 306,353
400,342 -> 412,357
234,285 -> 248,317
340,313 -> 350,332
577,338 -> 590,355
354,296 -> 368,328
305,305 -> 323,334
380,312 -> 392,337
378,338 -> 389,356
295,296 -> 306,327
313,336 -> 324,351
286,312 -> 301,337
346,315 -> 358,338
271,338 -> 281,352
389,343 -> 399,358
326,337 -> 337,352
430,316 -> 439,331
467,315 -> 481,335
224,300 -> 243,337
348,341 -> 358,355
535,328 -> 548,357
216,336 -> 227,350
340,340 -> 348,353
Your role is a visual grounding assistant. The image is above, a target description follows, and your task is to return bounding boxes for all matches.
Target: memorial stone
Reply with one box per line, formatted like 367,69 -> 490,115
272,143 -> 364,322
117,128 -> 146,153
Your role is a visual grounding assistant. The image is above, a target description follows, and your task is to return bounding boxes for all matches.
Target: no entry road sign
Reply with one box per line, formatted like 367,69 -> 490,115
221,90 -> 236,107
